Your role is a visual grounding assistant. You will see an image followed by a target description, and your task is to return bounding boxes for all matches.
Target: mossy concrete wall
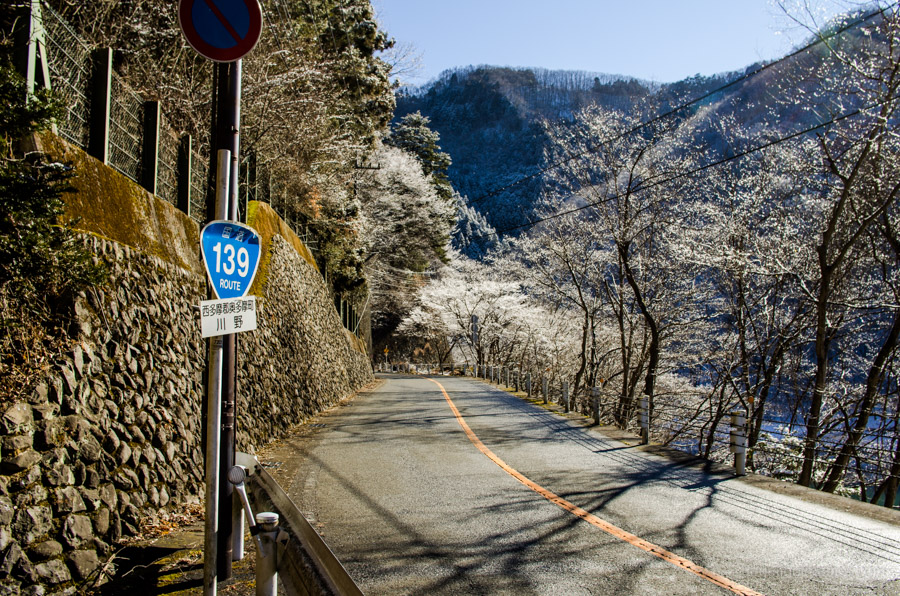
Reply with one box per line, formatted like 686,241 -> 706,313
0,136 -> 371,594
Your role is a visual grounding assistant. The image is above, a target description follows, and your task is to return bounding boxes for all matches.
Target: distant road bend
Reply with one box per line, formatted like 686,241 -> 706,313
278,374 -> 900,595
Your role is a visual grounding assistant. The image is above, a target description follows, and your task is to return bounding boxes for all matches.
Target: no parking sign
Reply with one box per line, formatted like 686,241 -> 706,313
178,0 -> 263,62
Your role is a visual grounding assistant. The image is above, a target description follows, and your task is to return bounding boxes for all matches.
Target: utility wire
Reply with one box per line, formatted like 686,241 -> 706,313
497,96 -> 889,235
466,4 -> 889,210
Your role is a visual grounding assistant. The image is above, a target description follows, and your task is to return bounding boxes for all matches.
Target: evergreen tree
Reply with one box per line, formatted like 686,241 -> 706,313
386,111 -> 454,200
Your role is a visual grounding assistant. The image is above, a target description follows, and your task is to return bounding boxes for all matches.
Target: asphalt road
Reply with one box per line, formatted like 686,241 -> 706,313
274,374 -> 900,595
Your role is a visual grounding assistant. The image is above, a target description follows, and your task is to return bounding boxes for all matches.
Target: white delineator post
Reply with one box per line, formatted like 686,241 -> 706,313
730,410 -> 748,476
255,512 -> 280,596
639,396 -> 649,445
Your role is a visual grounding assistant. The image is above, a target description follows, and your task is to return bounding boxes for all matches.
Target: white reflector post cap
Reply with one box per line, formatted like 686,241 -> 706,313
256,512 -> 279,526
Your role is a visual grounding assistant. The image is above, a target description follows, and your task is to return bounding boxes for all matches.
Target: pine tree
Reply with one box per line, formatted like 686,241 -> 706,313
386,111 -> 454,200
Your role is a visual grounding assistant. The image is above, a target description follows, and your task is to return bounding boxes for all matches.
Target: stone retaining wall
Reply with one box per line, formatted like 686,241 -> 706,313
0,138 -> 372,594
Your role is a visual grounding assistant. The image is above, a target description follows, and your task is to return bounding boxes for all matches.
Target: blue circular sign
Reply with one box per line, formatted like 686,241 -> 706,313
178,0 -> 263,63
200,221 -> 262,299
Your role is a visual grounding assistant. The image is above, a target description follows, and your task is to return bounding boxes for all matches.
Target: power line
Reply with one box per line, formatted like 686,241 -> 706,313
465,4 -> 889,210
496,96 -> 888,235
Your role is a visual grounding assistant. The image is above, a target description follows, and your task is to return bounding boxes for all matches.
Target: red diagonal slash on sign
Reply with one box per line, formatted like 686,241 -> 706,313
201,0 -> 242,43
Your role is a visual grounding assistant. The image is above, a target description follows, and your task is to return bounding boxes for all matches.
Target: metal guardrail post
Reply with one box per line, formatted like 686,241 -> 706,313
256,512 -> 280,596
591,387 -> 600,425
543,378 -> 549,404
730,410 -> 748,476
526,373 -> 532,398
562,381 -> 569,413
232,488 -> 245,561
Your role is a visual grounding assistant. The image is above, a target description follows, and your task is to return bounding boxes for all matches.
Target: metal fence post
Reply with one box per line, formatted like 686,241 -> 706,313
640,396 -> 649,444
542,377 -> 549,404
89,48 -> 112,164
591,387 -> 600,425
562,381 -> 569,413
730,410 -> 748,476
141,100 -> 160,195
178,135 -> 193,216
232,488 -> 244,561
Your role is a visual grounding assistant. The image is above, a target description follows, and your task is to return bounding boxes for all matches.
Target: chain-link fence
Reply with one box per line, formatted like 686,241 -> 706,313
29,3 -> 340,308
189,149 -> 209,225
42,4 -> 91,148
108,72 -> 144,182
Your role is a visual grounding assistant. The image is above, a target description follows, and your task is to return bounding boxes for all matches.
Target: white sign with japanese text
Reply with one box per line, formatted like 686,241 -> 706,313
200,296 -> 258,338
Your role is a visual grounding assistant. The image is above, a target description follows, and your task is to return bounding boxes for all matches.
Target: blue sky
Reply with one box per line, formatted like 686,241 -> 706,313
372,0 -> 850,85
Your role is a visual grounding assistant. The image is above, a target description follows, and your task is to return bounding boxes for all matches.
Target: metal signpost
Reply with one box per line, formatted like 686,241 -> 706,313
178,1 -> 262,594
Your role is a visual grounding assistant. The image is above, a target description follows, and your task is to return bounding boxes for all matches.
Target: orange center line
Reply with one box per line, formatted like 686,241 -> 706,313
427,377 -> 764,596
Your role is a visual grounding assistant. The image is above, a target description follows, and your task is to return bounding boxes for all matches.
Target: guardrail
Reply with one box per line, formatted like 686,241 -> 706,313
247,463 -> 363,596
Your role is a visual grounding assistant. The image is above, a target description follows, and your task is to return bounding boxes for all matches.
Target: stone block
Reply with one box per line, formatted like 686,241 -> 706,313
33,559 -> 71,585
98,484 -> 116,510
52,487 -> 86,515
66,550 -> 99,582
1,403 -> 33,435
93,508 -> 110,537
115,443 -> 132,467
44,464 -> 74,488
2,450 -> 42,475
31,404 -> 58,422
35,419 -> 67,450
11,467 -> 42,494
28,541 -> 63,562
12,506 -> 52,544
58,364 -> 77,396
102,430 -> 120,454
84,466 -> 100,490
0,497 -> 12,526
61,515 -> 93,549
1,434 -> 33,454
79,488 -> 101,512
78,436 -> 102,463
0,541 -> 35,583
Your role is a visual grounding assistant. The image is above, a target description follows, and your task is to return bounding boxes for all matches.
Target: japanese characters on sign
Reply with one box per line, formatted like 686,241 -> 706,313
200,296 -> 258,338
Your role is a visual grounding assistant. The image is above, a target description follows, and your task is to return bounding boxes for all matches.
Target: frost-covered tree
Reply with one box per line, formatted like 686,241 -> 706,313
386,111 -> 454,200
356,142 -> 456,343
452,199 -> 499,259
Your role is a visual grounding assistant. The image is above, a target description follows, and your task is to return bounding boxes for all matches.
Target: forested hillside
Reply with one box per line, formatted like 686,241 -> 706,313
396,67 -> 661,234
396,23 -> 870,251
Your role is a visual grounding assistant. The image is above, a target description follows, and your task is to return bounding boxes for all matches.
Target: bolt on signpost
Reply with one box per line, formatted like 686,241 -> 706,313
178,1 -> 262,594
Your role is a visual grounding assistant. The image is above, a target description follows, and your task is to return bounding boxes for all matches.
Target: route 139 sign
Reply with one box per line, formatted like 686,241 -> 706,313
201,220 -> 261,299
199,221 -> 262,338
